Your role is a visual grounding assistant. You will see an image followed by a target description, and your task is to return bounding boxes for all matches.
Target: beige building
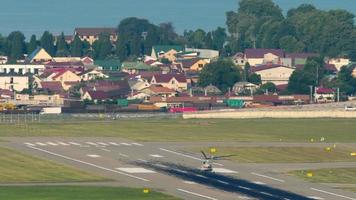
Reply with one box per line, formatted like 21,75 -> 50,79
74,28 -> 118,45
328,58 -> 351,71
352,68 -> 356,78
39,69 -> 81,90
150,74 -> 187,91
14,94 -> 64,106
252,64 -> 295,85
26,48 -> 53,63
0,64 -> 45,75
151,46 -> 184,61
0,73 -> 29,91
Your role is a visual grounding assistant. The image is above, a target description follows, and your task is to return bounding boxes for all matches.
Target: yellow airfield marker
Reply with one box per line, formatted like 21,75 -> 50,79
307,172 -> 313,177
325,147 -> 332,152
143,188 -> 150,194
210,148 -> 217,154
310,138 -> 314,142
333,144 -> 337,149
351,153 -> 356,156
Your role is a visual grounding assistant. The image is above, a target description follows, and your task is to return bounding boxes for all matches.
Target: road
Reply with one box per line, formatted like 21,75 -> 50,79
3,137 -> 356,200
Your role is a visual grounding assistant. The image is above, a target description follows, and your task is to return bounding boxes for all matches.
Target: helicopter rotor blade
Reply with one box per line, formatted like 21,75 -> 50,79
212,154 -> 236,160
201,151 -> 208,159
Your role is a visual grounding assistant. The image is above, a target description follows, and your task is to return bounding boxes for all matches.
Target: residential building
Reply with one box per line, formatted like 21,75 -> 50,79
0,56 -> 8,64
0,64 -> 45,75
14,94 -> 64,106
74,27 -> 117,45
185,48 -> 219,59
26,47 -> 53,63
245,49 -> 285,67
251,64 -> 295,85
232,82 -> 258,95
79,69 -> 108,81
150,74 -> 187,91
178,58 -> 208,72
141,85 -> 177,98
38,69 -> 81,90
151,45 -> 184,61
315,88 -> 335,103
328,58 -> 351,71
0,72 -> 29,91
353,67 -> 356,78
121,62 -> 152,74
37,81 -> 64,93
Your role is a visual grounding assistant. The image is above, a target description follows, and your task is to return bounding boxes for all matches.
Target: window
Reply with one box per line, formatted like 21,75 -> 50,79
34,69 -> 39,74
198,64 -> 203,68
10,77 -> 14,84
10,68 -> 14,73
3,68 -> 7,73
19,69 -> 23,74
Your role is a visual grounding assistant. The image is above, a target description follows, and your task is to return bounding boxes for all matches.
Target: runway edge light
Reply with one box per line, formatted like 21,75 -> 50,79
143,188 -> 150,194
307,172 -> 313,177
351,153 -> 356,156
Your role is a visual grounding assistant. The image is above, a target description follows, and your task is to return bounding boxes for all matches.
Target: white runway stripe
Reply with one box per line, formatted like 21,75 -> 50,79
87,154 -> 101,158
120,143 -> 132,146
177,188 -> 218,200
251,172 -> 285,183
149,154 -> 164,158
24,142 -> 35,146
69,142 -> 81,146
119,153 -> 129,157
86,142 -> 98,146
57,142 -> 70,146
159,148 -> 223,166
109,142 -> 119,146
47,142 -> 58,146
311,188 -> 356,200
36,142 -> 47,146
97,142 -> 109,146
117,167 -> 156,174
132,142 -> 143,146
27,146 -> 149,182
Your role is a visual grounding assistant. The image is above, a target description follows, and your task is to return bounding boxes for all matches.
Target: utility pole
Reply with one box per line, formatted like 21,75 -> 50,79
337,88 -> 340,102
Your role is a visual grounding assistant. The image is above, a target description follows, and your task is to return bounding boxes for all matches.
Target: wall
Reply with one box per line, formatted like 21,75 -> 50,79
183,110 -> 356,119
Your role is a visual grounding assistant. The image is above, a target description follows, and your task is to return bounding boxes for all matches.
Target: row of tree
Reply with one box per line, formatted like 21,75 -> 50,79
226,0 -> 356,59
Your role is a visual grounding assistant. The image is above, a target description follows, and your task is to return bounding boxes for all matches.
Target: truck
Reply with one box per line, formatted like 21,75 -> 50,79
40,107 -> 62,115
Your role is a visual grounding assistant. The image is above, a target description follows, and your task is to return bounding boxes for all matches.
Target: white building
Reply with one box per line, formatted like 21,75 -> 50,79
252,64 -> 295,85
0,64 -> 45,75
0,73 -> 29,91
328,58 -> 350,71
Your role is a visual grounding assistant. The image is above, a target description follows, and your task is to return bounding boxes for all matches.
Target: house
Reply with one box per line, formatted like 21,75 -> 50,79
74,27 -> 118,45
315,87 -> 335,103
39,69 -> 81,90
251,64 -> 295,85
232,82 -> 258,95
81,56 -> 94,65
121,62 -> 152,74
37,81 -> 64,93
94,59 -> 121,71
0,72 -> 29,91
233,52 -> 246,66
353,67 -> 356,78
151,45 -> 184,61
178,58 -> 208,72
203,85 -> 221,96
14,94 -> 64,106
185,48 -> 219,59
0,64 -> 45,75
0,89 -> 13,99
0,56 -> 8,64
285,53 -> 319,67
141,85 -> 176,98
245,49 -> 285,67
150,74 -> 187,91
52,57 -> 81,63
328,58 -> 350,71
79,69 -> 108,81
26,47 -> 53,63
128,78 -> 150,91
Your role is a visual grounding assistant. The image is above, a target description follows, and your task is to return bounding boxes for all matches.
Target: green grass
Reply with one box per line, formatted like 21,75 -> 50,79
1,118 -> 356,142
0,147 -> 106,183
290,168 -> 356,184
0,186 -> 180,200
202,146 -> 356,163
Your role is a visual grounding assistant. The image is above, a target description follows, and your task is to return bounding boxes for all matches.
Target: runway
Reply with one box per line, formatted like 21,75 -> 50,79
4,137 -> 356,200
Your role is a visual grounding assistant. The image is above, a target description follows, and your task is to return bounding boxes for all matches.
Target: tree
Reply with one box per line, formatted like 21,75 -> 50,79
7,31 -> 26,63
279,35 -> 304,53
27,35 -> 38,54
243,62 -> 250,81
248,73 -> 262,85
40,31 -> 55,56
258,82 -> 276,94
287,69 -> 315,94
70,34 -> 83,57
198,59 -> 241,92
93,33 -> 113,59
184,29 -> 207,49
211,27 -> 227,50
56,32 -> 69,56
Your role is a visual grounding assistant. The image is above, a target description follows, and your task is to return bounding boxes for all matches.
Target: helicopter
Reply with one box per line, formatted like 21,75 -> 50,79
200,150 -> 235,172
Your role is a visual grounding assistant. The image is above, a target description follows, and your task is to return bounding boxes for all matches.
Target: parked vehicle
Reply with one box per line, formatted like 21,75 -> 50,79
345,106 -> 356,111
169,107 -> 197,113
40,107 -> 62,115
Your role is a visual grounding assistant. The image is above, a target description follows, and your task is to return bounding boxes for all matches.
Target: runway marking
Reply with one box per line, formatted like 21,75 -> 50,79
154,163 -> 168,168
47,142 -> 58,146
36,142 -> 47,146
120,143 -> 132,146
251,172 -> 285,183
98,142 -> 109,146
86,142 -> 98,146
149,154 -> 164,158
137,159 -> 148,163
87,154 -> 101,158
175,169 -> 188,174
308,196 -> 324,200
238,186 -> 251,191
24,142 -> 35,146
159,148 -> 224,166
27,146 -> 149,182
117,167 -> 156,174
132,142 -> 143,146
119,153 -> 129,157
260,191 -> 273,197
57,142 -> 70,146
213,168 -> 238,174
311,188 -> 356,200
216,180 -> 229,185
177,188 -> 218,200
69,142 -> 81,146
196,174 -> 207,178
101,148 -> 111,152
238,196 -> 253,199
183,181 -> 197,185
109,142 -> 119,146
253,181 -> 266,185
